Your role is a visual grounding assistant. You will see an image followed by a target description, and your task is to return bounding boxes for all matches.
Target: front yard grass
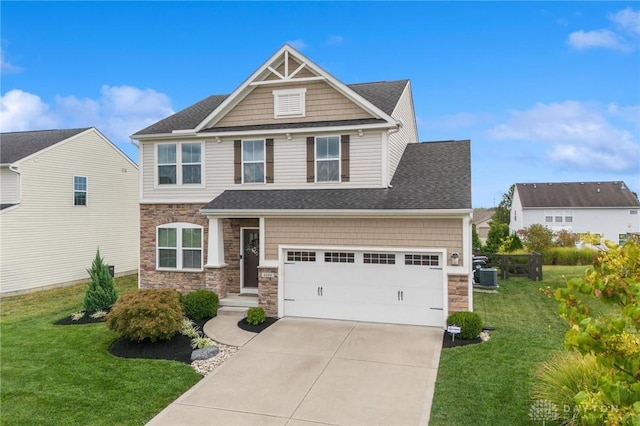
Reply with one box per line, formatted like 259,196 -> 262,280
430,265 -> 608,426
0,275 -> 201,426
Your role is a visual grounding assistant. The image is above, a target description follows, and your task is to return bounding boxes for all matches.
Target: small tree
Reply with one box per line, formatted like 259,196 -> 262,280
518,224 -> 554,252
491,185 -> 515,226
472,224 -> 483,252
83,249 -> 118,312
484,221 -> 509,253
555,229 -> 578,247
554,241 -> 640,425
498,233 -> 523,253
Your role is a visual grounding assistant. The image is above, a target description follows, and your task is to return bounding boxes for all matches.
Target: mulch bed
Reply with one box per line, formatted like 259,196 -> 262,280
442,331 -> 483,349
53,311 -> 108,325
237,317 -> 278,333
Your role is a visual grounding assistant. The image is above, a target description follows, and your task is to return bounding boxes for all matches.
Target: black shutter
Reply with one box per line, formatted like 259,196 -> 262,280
234,140 -> 242,184
265,138 -> 274,183
341,134 -> 350,182
306,136 -> 315,183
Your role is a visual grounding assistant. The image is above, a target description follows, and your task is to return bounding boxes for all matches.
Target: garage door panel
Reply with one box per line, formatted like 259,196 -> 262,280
283,249 -> 446,327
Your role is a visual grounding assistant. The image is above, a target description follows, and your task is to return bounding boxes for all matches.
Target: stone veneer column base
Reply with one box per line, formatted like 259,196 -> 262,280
257,266 -> 278,317
205,267 -> 228,299
448,274 -> 470,313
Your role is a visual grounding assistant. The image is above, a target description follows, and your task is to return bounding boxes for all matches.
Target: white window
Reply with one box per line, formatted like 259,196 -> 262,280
564,210 -> 573,222
73,176 -> 87,206
363,253 -> 396,265
405,254 -> 439,266
157,143 -> 202,185
156,223 -> 203,270
242,140 -> 265,183
555,210 -> 563,222
545,211 -> 553,222
324,252 -> 355,263
631,210 -> 638,215
273,88 -> 306,118
316,136 -> 340,182
287,251 -> 316,262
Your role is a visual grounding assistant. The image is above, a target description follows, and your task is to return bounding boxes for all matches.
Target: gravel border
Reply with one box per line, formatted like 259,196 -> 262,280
191,342 -> 238,376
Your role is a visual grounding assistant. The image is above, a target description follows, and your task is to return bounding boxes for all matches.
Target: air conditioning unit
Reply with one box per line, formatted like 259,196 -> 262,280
479,268 -> 498,286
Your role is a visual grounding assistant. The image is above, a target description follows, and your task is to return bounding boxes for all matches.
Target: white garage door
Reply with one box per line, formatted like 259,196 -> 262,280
283,249 -> 444,326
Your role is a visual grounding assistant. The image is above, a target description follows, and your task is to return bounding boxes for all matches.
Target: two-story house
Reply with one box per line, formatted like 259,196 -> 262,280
510,181 -> 640,244
131,45 -> 472,327
0,127 -> 139,295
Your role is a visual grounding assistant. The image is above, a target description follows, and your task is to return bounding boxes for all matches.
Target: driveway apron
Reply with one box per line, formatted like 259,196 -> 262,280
147,317 -> 442,426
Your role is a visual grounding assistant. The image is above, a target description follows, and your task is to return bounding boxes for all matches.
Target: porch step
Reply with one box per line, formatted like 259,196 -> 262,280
219,293 -> 259,309
216,306 -> 250,317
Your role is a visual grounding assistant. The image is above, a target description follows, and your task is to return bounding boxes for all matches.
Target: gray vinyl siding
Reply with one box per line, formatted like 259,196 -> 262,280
388,82 -> 418,182
0,129 -> 139,294
141,131 -> 384,202
0,168 -> 19,204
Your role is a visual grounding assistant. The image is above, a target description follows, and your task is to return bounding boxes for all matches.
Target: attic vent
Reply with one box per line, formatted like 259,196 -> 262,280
273,88 -> 306,118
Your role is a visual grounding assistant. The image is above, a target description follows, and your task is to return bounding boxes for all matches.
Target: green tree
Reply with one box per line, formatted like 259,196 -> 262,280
518,224 -> 554,252
554,241 -> 640,425
83,249 -> 118,312
491,184 -> 515,226
484,221 -> 509,253
498,233 -> 524,253
472,224 -> 482,252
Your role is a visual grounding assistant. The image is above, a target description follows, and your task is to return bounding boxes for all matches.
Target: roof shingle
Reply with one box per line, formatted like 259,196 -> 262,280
0,128 -> 89,164
516,182 -> 640,208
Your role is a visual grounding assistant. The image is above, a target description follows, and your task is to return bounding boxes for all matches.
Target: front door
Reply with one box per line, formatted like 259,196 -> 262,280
241,228 -> 259,293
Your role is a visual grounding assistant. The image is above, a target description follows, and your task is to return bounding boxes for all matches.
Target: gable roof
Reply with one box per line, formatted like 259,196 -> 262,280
202,140 -> 471,212
1,128 -> 89,164
132,80 -> 407,137
473,209 -> 495,225
515,182 -> 640,208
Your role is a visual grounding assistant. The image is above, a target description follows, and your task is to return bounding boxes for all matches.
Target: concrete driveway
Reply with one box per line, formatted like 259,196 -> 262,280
148,318 -> 442,426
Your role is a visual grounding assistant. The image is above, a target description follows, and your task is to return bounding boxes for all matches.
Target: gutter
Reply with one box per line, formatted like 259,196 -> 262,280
199,208 -> 474,218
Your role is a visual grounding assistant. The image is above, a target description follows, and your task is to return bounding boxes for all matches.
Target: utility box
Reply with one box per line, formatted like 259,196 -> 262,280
479,268 -> 498,286
108,265 -> 115,278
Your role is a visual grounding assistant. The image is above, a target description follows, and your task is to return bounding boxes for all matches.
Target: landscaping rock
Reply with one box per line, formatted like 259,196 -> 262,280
191,345 -> 219,361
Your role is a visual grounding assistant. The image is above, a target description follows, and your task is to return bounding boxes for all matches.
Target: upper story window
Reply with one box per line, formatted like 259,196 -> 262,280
564,210 -> 573,222
273,88 -> 306,118
545,211 -> 553,222
157,142 -> 202,186
157,223 -> 203,271
242,140 -> 265,183
73,176 -> 87,206
555,210 -> 563,222
316,136 -> 340,182
631,210 -> 638,215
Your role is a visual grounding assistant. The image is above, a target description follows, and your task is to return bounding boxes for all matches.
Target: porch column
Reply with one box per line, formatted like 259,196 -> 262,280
205,217 -> 227,268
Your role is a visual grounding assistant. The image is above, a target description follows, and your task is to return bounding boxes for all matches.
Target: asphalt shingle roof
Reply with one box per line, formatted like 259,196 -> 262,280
516,182 -> 640,208
0,128 -> 89,164
132,80 -> 408,137
202,140 -> 471,211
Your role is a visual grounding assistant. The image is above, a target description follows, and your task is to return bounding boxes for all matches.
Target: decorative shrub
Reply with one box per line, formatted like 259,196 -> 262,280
181,290 -> 219,320
541,247 -> 598,266
190,336 -> 215,349
83,249 -> 118,312
531,351 -> 605,426
446,311 -> 482,340
246,307 -> 266,326
106,289 -> 183,342
180,318 -> 201,339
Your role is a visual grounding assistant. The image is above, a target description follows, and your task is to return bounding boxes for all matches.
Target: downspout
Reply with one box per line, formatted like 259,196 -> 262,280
8,164 -> 21,205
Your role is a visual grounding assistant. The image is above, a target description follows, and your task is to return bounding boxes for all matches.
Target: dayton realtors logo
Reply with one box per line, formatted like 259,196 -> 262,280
529,400 -> 559,425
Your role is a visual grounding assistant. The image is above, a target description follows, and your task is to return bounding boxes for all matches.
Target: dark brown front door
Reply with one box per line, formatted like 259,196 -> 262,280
242,228 -> 259,290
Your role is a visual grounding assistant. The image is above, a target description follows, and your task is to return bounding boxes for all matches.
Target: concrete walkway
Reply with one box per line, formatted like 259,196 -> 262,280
148,317 -> 443,426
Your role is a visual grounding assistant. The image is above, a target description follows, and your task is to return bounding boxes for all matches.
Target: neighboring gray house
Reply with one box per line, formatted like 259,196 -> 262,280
472,208 -> 494,245
510,181 -> 640,244
0,128 -> 139,295
131,44 -> 473,327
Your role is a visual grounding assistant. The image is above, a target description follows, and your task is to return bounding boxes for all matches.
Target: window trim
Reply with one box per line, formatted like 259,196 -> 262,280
155,142 -> 204,187
156,222 -> 203,271
315,135 -> 341,183
273,88 -> 306,118
73,175 -> 88,206
241,139 -> 266,184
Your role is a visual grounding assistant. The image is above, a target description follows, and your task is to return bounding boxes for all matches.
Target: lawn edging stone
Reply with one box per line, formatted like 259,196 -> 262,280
191,346 -> 220,362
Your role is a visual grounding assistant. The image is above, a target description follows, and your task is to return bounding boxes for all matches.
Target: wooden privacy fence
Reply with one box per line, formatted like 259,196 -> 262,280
477,252 -> 543,281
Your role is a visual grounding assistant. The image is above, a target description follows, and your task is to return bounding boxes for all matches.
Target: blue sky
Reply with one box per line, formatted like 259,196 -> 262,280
1,2 -> 639,207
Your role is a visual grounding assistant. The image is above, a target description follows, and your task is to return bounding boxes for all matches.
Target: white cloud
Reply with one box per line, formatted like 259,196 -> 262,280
0,47 -> 21,74
0,90 -> 58,131
0,85 -> 174,142
487,101 -> 640,173
609,8 -> 640,35
567,29 -> 624,50
286,39 -> 307,50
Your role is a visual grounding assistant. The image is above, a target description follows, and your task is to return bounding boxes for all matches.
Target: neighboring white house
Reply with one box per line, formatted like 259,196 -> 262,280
510,181 -> 640,244
0,128 -> 139,295
130,44 -> 473,328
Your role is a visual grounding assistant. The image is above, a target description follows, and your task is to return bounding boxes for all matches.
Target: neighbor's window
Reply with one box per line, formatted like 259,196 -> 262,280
631,210 -> 638,215
555,210 -> 563,222
316,136 -> 340,182
545,211 -> 553,222
73,176 -> 87,206
157,223 -> 202,270
273,88 -> 306,118
619,234 -> 628,245
242,140 -> 265,183
564,210 -> 573,222
157,143 -> 202,185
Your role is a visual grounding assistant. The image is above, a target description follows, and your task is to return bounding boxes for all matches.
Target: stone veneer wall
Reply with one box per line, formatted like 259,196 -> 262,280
223,218 -> 259,294
448,274 -> 470,313
140,204 -> 208,293
257,266 -> 278,316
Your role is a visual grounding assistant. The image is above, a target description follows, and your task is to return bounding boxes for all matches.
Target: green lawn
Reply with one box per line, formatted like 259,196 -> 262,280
0,275 -> 201,426
430,265 -> 597,426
